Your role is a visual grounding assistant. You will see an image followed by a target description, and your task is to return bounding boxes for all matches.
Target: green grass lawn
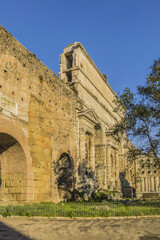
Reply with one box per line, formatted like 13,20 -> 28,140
0,201 -> 159,218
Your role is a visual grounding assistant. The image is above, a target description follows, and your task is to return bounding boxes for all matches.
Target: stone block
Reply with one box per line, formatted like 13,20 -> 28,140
8,187 -> 23,194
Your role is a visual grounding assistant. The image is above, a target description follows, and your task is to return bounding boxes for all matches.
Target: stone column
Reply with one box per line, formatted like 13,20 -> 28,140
156,176 -> 159,192
111,153 -> 115,179
59,53 -> 67,82
150,177 -> 154,192
90,134 -> 95,171
102,128 -> 107,189
106,146 -> 111,189
144,177 -> 147,192
148,177 -> 150,192
136,179 -> 141,192
79,130 -> 86,165
141,178 -> 144,192
115,150 -> 120,188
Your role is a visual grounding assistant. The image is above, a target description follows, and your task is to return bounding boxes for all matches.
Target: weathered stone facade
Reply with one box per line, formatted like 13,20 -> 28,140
59,42 -> 124,196
0,26 -> 77,203
0,27 -> 159,203
135,156 -> 160,199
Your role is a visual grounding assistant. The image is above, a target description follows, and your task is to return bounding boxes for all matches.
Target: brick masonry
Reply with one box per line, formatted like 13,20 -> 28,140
0,27 -> 159,203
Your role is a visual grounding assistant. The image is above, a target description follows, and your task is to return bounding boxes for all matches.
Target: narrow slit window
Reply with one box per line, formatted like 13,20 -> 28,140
66,54 -> 73,69
66,71 -> 72,82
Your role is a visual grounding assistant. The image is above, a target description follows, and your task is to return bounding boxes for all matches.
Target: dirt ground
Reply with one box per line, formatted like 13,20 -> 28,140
0,216 -> 159,240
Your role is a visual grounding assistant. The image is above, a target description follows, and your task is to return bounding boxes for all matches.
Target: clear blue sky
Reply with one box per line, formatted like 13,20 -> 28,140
1,0 -> 160,94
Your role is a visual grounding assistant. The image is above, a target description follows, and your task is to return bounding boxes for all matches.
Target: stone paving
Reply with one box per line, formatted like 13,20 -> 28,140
0,216 -> 159,240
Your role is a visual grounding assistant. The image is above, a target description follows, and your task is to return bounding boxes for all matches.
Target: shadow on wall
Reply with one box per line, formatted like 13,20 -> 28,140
76,159 -> 99,200
53,153 -> 99,201
0,221 -> 34,240
119,172 -> 136,198
54,152 -> 75,200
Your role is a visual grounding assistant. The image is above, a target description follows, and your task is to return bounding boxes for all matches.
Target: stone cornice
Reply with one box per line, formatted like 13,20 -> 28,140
78,81 -> 119,123
78,109 -> 99,125
77,98 -> 110,129
63,42 -> 118,98
65,66 -> 122,121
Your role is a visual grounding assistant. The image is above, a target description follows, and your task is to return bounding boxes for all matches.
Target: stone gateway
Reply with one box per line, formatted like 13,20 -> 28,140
0,26 -> 159,203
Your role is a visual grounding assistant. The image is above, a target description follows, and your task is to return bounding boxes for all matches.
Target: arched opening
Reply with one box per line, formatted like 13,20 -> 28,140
119,172 -> 136,198
0,133 -> 28,202
56,153 -> 74,200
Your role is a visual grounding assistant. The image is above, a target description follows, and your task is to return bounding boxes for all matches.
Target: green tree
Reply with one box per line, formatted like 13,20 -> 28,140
113,58 -> 160,167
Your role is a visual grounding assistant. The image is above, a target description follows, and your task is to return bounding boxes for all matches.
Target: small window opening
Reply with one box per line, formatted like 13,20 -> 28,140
66,54 -> 73,69
66,71 -> 72,82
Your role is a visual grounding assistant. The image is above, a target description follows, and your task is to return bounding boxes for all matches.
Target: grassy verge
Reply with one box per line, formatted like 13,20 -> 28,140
0,201 -> 159,218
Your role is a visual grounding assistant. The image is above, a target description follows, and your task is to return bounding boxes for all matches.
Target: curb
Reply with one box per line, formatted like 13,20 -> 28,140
0,215 -> 160,220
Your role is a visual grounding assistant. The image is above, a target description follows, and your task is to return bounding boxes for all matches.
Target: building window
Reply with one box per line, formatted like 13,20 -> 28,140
66,53 -> 73,69
141,164 -> 145,168
66,71 -> 72,82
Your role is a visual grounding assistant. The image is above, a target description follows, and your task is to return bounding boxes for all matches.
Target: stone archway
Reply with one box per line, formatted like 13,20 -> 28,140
0,133 -> 30,203
56,153 -> 74,200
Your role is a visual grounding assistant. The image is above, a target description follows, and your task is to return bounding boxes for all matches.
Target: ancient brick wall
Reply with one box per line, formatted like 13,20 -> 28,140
2,28 -> 157,202
0,26 -> 77,203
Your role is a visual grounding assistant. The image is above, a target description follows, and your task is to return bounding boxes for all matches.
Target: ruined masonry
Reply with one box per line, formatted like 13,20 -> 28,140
0,26 -> 159,203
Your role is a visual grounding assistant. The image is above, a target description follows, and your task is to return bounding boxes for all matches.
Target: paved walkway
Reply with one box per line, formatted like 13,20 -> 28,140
0,216 -> 159,240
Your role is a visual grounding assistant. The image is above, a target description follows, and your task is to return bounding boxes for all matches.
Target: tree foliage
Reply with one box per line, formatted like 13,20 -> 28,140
113,58 -> 160,166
